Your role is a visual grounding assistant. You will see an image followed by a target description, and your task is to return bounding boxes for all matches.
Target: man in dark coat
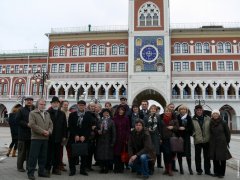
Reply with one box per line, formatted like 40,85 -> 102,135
139,100 -> 150,125
68,100 -> 95,176
46,96 -> 67,175
16,96 -> 35,172
128,119 -> 156,179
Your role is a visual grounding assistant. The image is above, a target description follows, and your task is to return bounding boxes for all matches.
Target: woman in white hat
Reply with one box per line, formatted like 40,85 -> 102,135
209,109 -> 232,178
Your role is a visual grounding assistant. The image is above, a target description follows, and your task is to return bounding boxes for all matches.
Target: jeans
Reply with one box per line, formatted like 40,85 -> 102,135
195,143 -> 211,174
130,154 -> 149,176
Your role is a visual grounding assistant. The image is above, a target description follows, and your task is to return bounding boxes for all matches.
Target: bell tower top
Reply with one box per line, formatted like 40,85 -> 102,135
131,0 -> 167,32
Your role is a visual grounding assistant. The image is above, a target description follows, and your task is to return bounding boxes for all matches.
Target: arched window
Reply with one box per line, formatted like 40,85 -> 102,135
225,42 -> 232,53
79,45 -> 85,56
195,43 -> 202,53
182,43 -> 189,53
153,13 -> 159,26
91,45 -> 98,56
217,42 -> 224,53
20,84 -> 25,95
203,42 -> 210,53
72,46 -> 78,56
138,2 -> 160,27
111,44 -> 118,55
14,83 -> 19,95
59,46 -> 66,56
119,44 -> 126,55
174,43 -> 181,54
146,14 -> 152,26
99,45 -> 105,55
53,46 -> 59,57
139,14 -> 145,26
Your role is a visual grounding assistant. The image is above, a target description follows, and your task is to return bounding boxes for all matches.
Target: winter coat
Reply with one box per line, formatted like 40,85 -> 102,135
128,128 -> 156,163
192,115 -> 211,145
96,117 -> 116,160
16,106 -> 35,141
28,109 -> 53,140
68,110 -> 95,144
47,108 -> 67,143
8,113 -> 18,139
209,118 -> 232,161
176,114 -> 193,157
139,109 -> 150,126
145,113 -> 161,155
159,113 -> 179,140
113,114 -> 130,155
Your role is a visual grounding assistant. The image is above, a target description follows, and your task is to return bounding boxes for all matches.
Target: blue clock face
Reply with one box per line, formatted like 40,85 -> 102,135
140,45 -> 158,63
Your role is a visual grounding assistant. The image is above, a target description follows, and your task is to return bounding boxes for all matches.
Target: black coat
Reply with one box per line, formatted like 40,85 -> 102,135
68,111 -> 95,143
139,109 -> 150,125
16,106 -> 34,141
176,114 -> 193,157
209,118 -> 232,160
8,113 -> 18,139
48,108 -> 67,143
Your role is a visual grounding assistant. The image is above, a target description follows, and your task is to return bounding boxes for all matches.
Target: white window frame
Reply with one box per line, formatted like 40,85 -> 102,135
174,62 -> 181,72
182,62 -> 189,71
98,63 -> 105,72
51,64 -> 58,73
226,61 -> 233,71
53,46 -> 59,57
204,61 -> 212,71
217,61 -> 225,71
78,63 -> 85,72
70,64 -> 77,73
72,46 -> 79,56
59,64 -> 65,73
195,62 -> 203,71
110,63 -> 118,72
90,63 -> 97,72
119,63 -> 126,72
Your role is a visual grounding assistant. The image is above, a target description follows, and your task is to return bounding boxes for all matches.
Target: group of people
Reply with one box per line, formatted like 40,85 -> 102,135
6,96 -> 232,180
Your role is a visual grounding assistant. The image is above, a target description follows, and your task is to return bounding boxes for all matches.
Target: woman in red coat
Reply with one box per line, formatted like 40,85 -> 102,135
113,105 -> 130,173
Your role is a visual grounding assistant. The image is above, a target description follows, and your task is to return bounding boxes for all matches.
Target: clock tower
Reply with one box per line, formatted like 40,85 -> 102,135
127,0 -> 171,106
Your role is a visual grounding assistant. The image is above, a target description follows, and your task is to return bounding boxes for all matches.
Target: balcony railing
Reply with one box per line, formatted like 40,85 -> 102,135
194,95 -> 203,99
216,95 -> 225,99
183,95 -> 192,99
171,22 -> 240,29
205,95 -> 214,99
172,95 -> 181,99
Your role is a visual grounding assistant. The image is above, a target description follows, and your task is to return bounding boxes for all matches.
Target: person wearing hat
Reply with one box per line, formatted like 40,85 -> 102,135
95,108 -> 116,174
192,104 -> 212,176
68,100 -> 95,176
16,96 -> 35,172
209,110 -> 232,178
45,96 -> 67,175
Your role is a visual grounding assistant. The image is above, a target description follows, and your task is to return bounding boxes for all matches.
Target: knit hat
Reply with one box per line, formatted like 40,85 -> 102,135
211,109 -> 220,116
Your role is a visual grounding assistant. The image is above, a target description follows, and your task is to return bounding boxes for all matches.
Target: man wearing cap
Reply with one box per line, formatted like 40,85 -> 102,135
192,105 -> 212,176
68,100 -> 95,176
16,96 -> 35,172
46,96 -> 67,175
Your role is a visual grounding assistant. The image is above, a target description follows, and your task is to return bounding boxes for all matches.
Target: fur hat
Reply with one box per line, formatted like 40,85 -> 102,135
211,109 -> 220,116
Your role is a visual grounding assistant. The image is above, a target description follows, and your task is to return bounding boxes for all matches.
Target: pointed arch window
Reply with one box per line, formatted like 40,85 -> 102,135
138,2 -> 160,27
217,42 -> 224,53
195,43 -> 202,53
53,46 -> 59,57
174,43 -> 181,54
182,43 -> 189,53
225,42 -> 232,53
99,45 -> 105,55
203,43 -> 210,53
79,45 -> 85,56
14,83 -> 19,95
111,45 -> 118,55
20,84 -> 25,95
119,45 -> 126,55
59,46 -> 66,56
72,46 -> 78,56
91,45 -> 98,56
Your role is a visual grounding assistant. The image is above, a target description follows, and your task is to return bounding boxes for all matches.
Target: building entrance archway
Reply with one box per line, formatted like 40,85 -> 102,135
132,89 -> 167,109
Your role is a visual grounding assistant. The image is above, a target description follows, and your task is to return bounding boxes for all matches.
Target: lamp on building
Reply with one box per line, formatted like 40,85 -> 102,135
2,68 -> 5,72
19,79 -> 22,83
1,79 -> 4,83
31,70 -> 50,98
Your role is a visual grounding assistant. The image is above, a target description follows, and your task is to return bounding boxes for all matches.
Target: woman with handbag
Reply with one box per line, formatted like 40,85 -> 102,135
176,105 -> 193,175
209,110 -> 232,178
145,104 -> 161,174
159,107 -> 179,176
113,105 -> 130,173
96,108 -> 116,174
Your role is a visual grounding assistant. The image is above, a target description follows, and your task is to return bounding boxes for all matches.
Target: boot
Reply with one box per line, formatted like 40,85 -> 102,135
178,156 -> 184,174
187,158 -> 193,175
168,164 -> 173,176
6,148 -> 12,157
163,162 -> 168,175
12,149 -> 17,157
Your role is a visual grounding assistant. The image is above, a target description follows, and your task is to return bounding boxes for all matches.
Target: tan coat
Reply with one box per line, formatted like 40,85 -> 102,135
29,109 -> 53,140
192,115 -> 211,145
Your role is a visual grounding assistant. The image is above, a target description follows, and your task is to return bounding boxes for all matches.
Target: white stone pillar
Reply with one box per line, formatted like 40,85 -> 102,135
9,77 -> 13,98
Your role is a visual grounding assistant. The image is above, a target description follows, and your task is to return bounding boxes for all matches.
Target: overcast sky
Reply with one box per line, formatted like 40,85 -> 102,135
0,0 -> 239,51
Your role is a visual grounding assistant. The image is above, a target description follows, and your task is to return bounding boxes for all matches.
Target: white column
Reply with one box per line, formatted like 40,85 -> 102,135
211,45 -> 216,54
65,88 -> 68,99
106,47 -> 110,56
66,48 -> 71,57
86,48 -> 90,56
224,87 -> 228,99
9,77 -> 13,98
27,76 -> 31,96
233,44 -> 237,54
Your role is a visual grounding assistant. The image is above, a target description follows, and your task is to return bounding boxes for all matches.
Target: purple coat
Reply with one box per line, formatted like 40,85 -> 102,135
113,114 -> 130,155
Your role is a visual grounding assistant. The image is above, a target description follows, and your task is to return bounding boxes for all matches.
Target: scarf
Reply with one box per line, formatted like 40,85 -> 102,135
181,114 -> 188,126
148,113 -> 158,131
163,113 -> 172,125
77,109 -> 85,127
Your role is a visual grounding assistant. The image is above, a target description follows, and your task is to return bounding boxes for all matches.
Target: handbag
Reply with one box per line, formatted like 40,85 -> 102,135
71,142 -> 88,157
121,144 -> 129,163
170,136 -> 184,153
